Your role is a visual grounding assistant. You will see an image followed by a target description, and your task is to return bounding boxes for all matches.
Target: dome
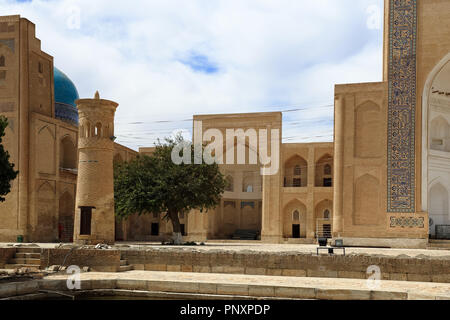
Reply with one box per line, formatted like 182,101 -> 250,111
54,67 -> 80,125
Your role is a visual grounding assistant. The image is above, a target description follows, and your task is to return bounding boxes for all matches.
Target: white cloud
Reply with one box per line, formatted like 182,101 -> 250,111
2,0 -> 384,149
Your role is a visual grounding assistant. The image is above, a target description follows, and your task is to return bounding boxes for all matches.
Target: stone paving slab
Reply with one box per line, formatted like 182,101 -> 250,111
44,270 -> 450,300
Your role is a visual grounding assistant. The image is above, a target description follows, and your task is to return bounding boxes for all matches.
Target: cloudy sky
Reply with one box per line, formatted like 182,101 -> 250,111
3,0 -> 384,150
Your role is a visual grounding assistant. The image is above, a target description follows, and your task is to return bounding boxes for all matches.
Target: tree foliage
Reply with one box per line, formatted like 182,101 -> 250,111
0,116 -> 18,202
114,135 -> 227,243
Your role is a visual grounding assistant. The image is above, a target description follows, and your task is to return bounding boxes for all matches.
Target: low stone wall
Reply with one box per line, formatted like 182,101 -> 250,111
0,248 -> 16,268
121,249 -> 450,283
40,249 -> 121,272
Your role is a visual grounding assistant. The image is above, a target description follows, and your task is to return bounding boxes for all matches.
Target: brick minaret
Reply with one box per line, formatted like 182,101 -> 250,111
73,91 -> 118,244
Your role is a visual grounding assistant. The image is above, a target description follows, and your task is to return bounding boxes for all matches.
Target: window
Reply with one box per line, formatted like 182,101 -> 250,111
180,224 -> 186,236
292,210 -> 300,221
294,165 -> 301,176
324,164 -> 332,175
323,178 -> 332,187
0,55 -> 5,67
245,185 -> 253,193
293,178 -> 301,187
38,62 -> 43,73
151,223 -> 159,236
80,207 -> 93,235
324,209 -> 330,220
0,70 -> 5,80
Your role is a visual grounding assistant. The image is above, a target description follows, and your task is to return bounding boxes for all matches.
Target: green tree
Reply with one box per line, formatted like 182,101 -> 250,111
0,116 -> 18,202
114,135 -> 227,244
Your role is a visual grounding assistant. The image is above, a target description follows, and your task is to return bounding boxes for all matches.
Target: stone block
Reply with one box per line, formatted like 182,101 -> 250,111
274,287 -> 316,299
266,269 -> 282,276
222,266 -> 245,274
217,284 -> 249,296
316,289 -> 371,300
407,274 -> 432,282
145,264 -> 167,271
245,267 -> 266,275
248,285 -> 275,297
91,279 -> 117,290
116,279 -> 148,291
198,283 -> 217,294
281,269 -> 307,277
166,265 -> 181,272
371,290 -> 407,300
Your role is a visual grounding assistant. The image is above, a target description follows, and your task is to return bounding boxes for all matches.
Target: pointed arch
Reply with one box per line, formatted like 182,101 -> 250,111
315,153 -> 333,187
283,199 -> 307,238
422,52 -> 450,211
284,154 -> 308,187
60,135 -> 77,169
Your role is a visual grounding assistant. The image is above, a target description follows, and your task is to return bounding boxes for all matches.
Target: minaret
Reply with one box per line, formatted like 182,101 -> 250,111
73,91 -> 118,245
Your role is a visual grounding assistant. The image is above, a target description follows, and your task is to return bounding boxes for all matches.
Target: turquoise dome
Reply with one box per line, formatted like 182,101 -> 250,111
54,68 -> 79,125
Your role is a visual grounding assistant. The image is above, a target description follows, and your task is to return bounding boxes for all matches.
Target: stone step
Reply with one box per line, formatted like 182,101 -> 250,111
15,253 -> 41,259
119,265 -> 134,272
120,259 -> 128,266
9,258 -> 41,265
4,263 -> 41,270
15,248 -> 41,254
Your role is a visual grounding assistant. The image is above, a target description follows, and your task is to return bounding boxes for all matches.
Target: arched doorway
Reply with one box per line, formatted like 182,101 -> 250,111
422,53 -> 450,238
283,200 -> 307,239
314,200 -> 333,239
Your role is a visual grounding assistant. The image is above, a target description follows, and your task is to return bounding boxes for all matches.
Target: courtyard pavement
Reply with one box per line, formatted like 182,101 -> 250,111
1,241 -> 450,258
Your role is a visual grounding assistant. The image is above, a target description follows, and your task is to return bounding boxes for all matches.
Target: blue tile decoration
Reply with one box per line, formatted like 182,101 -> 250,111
389,216 -> 424,228
387,0 -> 417,212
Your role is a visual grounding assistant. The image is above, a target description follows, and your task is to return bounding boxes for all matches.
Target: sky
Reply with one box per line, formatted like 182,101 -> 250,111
2,0 -> 384,150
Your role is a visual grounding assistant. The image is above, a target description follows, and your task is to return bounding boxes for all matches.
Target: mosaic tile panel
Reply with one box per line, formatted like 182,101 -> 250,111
387,0 -> 417,212
390,216 -> 424,228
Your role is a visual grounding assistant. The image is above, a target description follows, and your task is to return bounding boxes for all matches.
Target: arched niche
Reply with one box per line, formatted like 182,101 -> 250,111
282,199 -> 307,239
60,136 -> 77,169
315,154 -> 333,187
284,154 -> 308,187
429,182 -> 449,237
422,52 -> 450,213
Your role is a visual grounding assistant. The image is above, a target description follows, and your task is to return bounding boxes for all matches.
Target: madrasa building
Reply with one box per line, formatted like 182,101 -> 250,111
0,0 -> 449,248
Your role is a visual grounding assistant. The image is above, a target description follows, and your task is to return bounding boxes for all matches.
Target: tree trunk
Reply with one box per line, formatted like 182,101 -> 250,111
168,209 -> 182,245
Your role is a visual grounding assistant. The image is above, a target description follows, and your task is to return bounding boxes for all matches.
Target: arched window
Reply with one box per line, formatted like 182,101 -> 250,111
324,209 -> 330,220
294,165 -> 301,176
324,164 -> 332,175
246,185 -> 253,193
0,55 -> 5,67
225,175 -> 234,192
95,122 -> 102,137
85,122 -> 91,138
292,210 -> 300,221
